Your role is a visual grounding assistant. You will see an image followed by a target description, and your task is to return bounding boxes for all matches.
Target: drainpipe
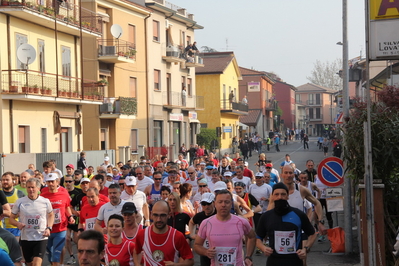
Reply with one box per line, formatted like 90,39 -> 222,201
6,15 -> 14,153
144,12 -> 151,149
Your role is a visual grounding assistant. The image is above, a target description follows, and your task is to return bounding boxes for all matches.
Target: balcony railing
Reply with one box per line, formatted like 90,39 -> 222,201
307,100 -> 323,106
99,97 -> 137,116
162,91 -> 204,109
98,39 -> 136,59
265,100 -> 278,111
1,69 -> 104,101
309,114 -> 323,121
0,0 -> 102,36
220,100 -> 249,112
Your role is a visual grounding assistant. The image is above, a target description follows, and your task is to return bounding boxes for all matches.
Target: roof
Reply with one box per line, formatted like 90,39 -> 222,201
239,67 -> 275,84
239,109 -> 261,127
296,83 -> 336,93
196,52 -> 237,75
370,62 -> 399,89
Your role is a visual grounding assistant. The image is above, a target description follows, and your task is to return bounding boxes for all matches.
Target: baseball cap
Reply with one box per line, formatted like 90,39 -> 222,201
121,164 -> 131,169
45,173 -> 58,182
66,164 -> 74,169
106,173 -> 113,177
205,165 -> 213,170
255,172 -> 264,177
200,162 -> 206,165
74,169 -> 83,175
122,202 -> 137,214
213,181 -> 227,192
198,178 -> 207,185
223,171 -> 232,177
176,160 -> 181,164
266,163 -> 273,168
125,176 -> 137,186
201,193 -> 215,203
244,162 -> 248,167
104,156 -> 110,161
80,177 -> 90,184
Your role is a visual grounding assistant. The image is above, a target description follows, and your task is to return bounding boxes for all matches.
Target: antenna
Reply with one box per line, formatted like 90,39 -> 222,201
110,24 -> 123,39
17,44 -> 36,94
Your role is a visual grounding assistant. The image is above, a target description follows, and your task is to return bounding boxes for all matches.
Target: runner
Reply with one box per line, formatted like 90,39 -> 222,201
105,214 -> 135,266
41,173 -> 75,266
143,171 -> 163,207
77,230 -> 105,266
79,188 -> 106,232
121,202 -> 142,242
256,183 -> 316,266
194,189 -> 256,266
121,176 -> 150,226
9,178 -> 54,266
133,200 -> 194,266
248,172 -> 272,228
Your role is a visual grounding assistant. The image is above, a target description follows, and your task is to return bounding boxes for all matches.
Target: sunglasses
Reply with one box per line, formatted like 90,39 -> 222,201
266,167 -> 272,169
136,173 -> 143,175
154,178 -> 162,181
188,172 -> 195,174
65,180 -> 73,183
255,176 -> 263,179
119,183 -> 125,186
199,185 -> 207,188
201,202 -> 212,206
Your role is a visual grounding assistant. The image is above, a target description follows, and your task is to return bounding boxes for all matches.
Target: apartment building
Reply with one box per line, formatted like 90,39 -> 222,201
296,83 -> 336,136
145,0 -> 204,159
196,52 -> 247,153
81,0 -> 150,162
0,0 -> 103,154
238,67 -> 275,138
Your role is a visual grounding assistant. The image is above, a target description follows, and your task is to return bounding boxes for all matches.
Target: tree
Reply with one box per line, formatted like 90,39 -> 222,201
196,128 -> 220,150
307,59 -> 343,90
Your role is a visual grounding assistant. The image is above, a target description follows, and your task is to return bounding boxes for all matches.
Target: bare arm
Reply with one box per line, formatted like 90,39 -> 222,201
256,238 -> 273,256
133,248 -> 143,266
9,213 -> 20,228
300,186 -> 326,234
245,229 -> 256,257
188,218 -> 197,240
1,203 -> 11,218
194,236 -> 215,260
94,218 -> 107,234
143,203 -> 150,227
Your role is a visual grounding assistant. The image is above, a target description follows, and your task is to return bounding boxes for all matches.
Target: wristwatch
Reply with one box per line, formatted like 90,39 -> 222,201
244,256 -> 252,261
304,246 -> 310,253
318,219 -> 325,225
46,226 -> 52,231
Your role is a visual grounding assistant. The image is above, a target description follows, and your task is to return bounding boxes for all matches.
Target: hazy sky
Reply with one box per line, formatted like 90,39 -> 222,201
170,0 -> 366,87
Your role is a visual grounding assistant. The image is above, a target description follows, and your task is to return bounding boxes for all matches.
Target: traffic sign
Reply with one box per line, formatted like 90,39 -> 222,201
317,157 -> 344,187
336,112 -> 344,124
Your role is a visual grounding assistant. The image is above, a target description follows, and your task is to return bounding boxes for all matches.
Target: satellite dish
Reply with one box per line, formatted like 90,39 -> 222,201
110,24 -> 123,39
17,44 -> 36,65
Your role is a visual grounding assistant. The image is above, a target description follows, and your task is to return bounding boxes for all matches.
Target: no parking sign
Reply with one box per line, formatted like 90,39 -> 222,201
317,157 -> 344,187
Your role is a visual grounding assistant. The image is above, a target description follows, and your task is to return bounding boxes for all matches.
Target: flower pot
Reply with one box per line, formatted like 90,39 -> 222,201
9,86 -> 18,93
22,86 -> 29,93
33,87 -> 39,94
67,92 -> 72,97
40,88 -> 46,94
72,92 -> 78,98
1,1 -> 9,6
29,87 -> 34,93
46,89 -> 52,95
59,91 -> 66,97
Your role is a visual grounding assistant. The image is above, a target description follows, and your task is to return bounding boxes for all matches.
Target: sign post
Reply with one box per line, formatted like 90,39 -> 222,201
317,157 -> 344,187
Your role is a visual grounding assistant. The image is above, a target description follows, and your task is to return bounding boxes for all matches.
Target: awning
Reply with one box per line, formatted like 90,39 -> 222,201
189,119 -> 200,123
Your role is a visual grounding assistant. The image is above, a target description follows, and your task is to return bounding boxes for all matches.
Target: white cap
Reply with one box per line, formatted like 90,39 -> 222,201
80,177 -> 91,184
104,156 -> 110,161
223,171 -> 232,177
45,173 -> 58,182
201,193 -> 215,203
125,176 -> 137,186
213,181 -> 227,192
255,172 -> 264,177
244,162 -> 248,167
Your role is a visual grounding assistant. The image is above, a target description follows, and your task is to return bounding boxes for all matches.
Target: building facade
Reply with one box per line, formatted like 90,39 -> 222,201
0,0 -> 103,154
272,79 -> 296,131
196,52 -> 248,153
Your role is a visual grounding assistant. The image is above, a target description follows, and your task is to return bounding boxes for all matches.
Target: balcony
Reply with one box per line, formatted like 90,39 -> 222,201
1,69 -> 104,104
162,45 -> 185,64
99,97 -> 137,119
98,39 -> 136,64
265,99 -> 278,111
0,0 -> 102,37
162,91 -> 204,110
307,99 -> 323,106
185,53 -> 204,68
309,114 -> 323,121
220,100 -> 249,115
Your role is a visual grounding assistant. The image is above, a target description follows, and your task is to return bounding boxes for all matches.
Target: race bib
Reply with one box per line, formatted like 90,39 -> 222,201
203,239 -> 210,248
214,247 -> 236,266
25,214 -> 40,230
274,230 -> 296,254
54,208 -> 61,224
85,217 -> 96,230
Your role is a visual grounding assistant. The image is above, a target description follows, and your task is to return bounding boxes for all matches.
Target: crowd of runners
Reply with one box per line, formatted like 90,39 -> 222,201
0,149 -> 333,266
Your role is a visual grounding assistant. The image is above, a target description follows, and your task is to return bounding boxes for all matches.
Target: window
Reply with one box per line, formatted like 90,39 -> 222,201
309,108 -> 314,119
128,24 -> 136,46
153,20 -> 159,42
181,76 -> 186,90
62,46 -> 71,77
38,39 -> 45,73
223,84 -> 226,108
129,77 -> 137,98
222,123 -> 226,140
18,126 -> 29,153
316,94 -> 321,105
180,30 -> 185,46
316,108 -> 321,119
60,127 -> 70,152
154,69 -> 160,90
130,129 -> 138,153
153,121 -> 163,147
187,78 -> 192,96
186,35 -> 191,46
100,128 -> 107,150
16,33 -> 28,69
295,94 -> 301,103
41,128 -> 47,153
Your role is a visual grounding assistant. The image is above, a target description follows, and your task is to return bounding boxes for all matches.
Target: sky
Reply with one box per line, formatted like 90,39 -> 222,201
170,0 -> 366,87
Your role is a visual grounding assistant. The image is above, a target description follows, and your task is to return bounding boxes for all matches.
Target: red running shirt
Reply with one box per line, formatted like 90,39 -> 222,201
105,239 -> 135,266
